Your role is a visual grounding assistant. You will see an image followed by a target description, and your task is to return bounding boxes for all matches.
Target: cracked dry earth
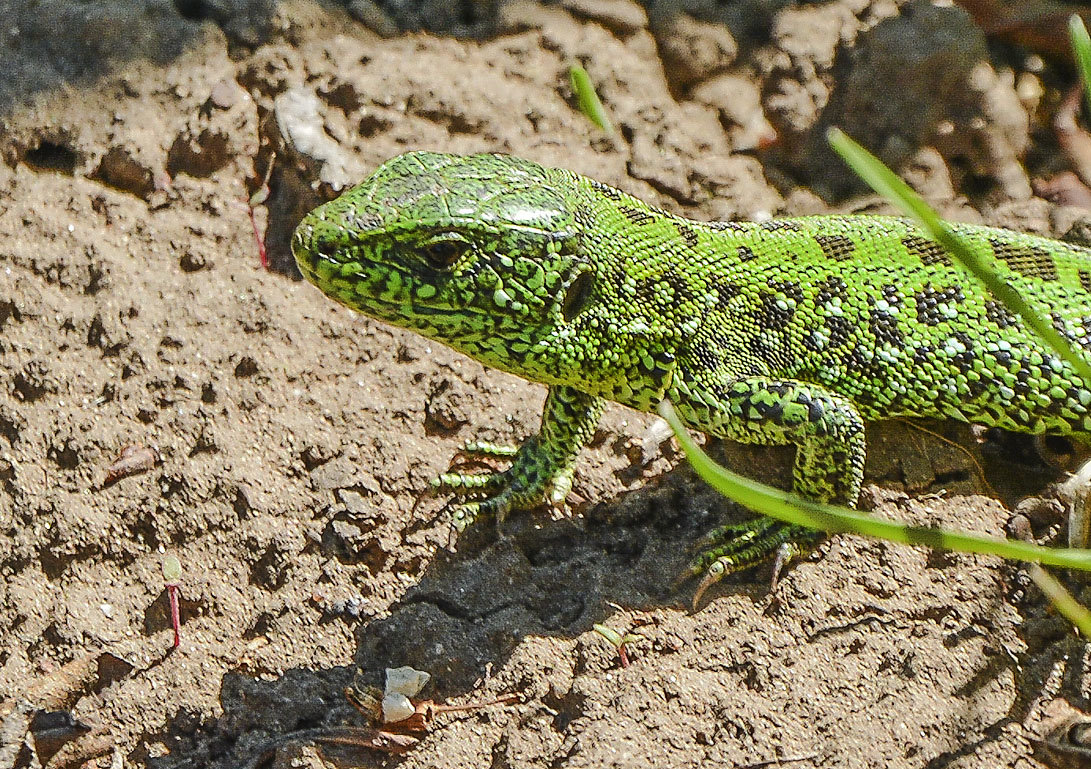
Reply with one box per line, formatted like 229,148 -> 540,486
4,1 -> 1091,768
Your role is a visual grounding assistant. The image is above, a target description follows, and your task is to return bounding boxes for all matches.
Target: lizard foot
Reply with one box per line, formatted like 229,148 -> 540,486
436,441 -> 523,477
428,386 -> 603,535
689,519 -> 822,609
431,441 -> 522,496
431,436 -> 575,533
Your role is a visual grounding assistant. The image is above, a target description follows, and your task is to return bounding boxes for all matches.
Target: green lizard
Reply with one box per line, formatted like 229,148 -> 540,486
291,150 -> 1091,591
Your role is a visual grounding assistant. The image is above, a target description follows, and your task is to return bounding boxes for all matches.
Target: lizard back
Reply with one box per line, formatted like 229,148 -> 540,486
294,151 -> 1091,438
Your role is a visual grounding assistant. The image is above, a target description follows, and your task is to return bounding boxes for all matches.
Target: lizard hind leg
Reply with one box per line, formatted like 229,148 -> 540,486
684,375 -> 866,604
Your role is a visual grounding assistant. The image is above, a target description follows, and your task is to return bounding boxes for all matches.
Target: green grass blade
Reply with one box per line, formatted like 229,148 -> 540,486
569,64 -> 614,135
1071,15 -> 1091,114
827,127 -> 1091,386
1029,564 -> 1091,636
659,400 -> 1091,571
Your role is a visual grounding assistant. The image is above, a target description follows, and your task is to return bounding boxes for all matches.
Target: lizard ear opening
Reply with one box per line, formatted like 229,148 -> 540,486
562,269 -> 594,322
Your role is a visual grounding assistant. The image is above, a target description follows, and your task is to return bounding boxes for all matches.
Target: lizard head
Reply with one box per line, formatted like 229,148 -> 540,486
292,151 -> 596,380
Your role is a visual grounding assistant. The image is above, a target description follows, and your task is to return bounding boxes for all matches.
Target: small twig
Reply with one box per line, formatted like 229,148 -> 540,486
425,692 -> 522,715
737,753 -> 819,769
894,418 -> 994,496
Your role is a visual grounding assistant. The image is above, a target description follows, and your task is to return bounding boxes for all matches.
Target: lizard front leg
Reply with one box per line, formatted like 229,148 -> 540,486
678,376 -> 867,595
435,385 -> 605,531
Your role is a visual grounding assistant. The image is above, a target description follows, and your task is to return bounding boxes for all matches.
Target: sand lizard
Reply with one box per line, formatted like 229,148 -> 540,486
291,151 -> 1091,588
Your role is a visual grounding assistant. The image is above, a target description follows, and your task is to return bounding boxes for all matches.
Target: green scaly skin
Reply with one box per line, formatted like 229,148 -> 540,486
292,151 -> 1091,590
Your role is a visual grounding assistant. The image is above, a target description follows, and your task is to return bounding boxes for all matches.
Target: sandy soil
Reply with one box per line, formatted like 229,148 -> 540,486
3,1 -> 1091,767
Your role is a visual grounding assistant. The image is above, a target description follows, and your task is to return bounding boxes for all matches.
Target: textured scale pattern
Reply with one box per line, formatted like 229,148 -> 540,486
292,151 -> 1091,583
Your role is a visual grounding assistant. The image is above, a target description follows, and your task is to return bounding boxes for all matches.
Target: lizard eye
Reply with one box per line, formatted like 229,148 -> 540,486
421,237 -> 469,269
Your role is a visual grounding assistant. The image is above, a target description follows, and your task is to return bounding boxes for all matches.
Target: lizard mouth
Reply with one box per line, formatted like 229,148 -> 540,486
325,281 -> 489,322
291,223 -> 325,272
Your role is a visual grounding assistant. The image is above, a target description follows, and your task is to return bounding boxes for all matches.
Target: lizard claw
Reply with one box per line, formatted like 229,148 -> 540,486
770,541 -> 806,591
450,502 -> 482,533
692,559 -> 728,611
448,487 -> 518,533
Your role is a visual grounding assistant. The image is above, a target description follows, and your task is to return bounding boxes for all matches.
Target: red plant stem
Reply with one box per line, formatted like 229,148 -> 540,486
247,203 -> 268,270
168,583 -> 181,649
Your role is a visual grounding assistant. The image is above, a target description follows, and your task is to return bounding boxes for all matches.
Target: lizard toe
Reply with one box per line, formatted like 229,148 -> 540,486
433,469 -> 508,494
459,441 -> 520,458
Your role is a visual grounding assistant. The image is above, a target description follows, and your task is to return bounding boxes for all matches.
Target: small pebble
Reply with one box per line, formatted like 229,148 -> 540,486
381,692 -> 415,723
385,665 -> 430,697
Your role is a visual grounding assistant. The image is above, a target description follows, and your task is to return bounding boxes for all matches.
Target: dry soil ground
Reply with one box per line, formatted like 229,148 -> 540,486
4,1 -> 1091,767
